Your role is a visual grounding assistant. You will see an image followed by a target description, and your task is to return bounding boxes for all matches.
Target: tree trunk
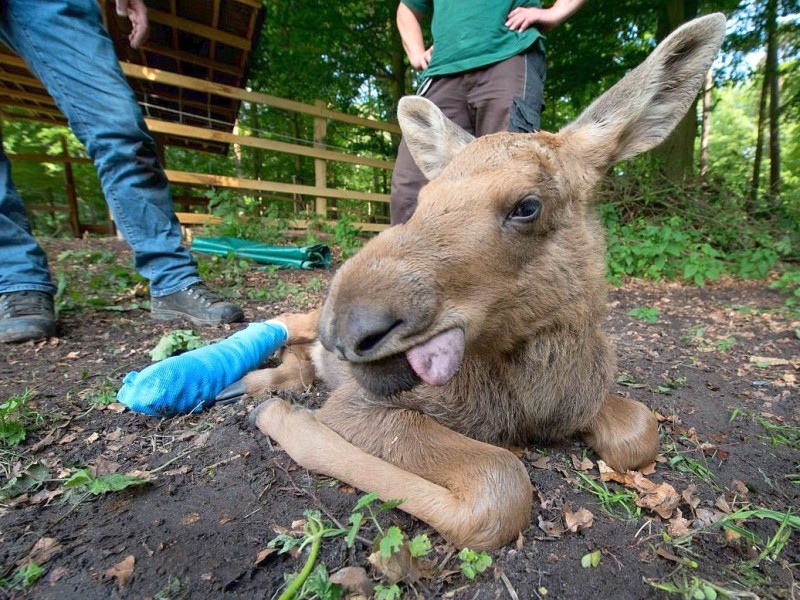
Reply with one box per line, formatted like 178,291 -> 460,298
700,68 -> 712,189
387,10 -> 407,150
652,0 -> 699,185
749,66 -> 769,210
765,0 -> 780,202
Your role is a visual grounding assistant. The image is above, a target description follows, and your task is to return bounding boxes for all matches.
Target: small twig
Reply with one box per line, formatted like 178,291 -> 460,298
257,470 -> 276,501
149,448 -> 193,474
202,452 -> 243,473
271,457 -> 372,547
242,507 -> 263,520
437,549 -> 455,571
500,571 -> 520,600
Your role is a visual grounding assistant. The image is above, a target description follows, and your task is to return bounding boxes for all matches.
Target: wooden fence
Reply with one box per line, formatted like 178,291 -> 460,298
5,61 -> 399,236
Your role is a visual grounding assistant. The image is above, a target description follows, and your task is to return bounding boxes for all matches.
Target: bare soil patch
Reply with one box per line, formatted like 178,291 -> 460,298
1,237 -> 798,599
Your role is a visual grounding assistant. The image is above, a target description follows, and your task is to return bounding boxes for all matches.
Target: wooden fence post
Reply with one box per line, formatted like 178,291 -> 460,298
61,137 -> 81,238
313,100 -> 327,220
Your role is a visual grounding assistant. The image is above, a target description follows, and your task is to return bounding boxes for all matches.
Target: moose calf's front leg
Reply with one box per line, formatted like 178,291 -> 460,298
317,391 -> 533,549
252,395 -> 533,549
583,395 -> 659,472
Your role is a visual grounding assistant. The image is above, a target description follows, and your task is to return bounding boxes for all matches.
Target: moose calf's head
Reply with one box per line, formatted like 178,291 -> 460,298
318,14 -> 727,397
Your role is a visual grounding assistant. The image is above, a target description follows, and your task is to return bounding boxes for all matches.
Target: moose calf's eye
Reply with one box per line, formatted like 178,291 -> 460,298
508,196 -> 542,223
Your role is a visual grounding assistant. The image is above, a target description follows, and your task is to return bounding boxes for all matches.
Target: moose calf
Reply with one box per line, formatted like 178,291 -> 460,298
241,14 -> 727,550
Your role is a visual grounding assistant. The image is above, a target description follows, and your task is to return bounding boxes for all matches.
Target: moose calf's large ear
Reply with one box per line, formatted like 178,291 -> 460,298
398,96 -> 475,180
562,13 -> 727,167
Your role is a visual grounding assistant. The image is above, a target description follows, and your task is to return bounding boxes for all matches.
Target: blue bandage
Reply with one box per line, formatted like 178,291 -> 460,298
117,320 -> 288,417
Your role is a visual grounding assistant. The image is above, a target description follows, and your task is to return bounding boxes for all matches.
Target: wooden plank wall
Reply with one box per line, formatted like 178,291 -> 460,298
4,62 -> 398,237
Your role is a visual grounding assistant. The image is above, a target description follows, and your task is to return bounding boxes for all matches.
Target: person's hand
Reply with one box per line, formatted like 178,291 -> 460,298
505,6 -> 558,32
409,46 -> 433,71
116,0 -> 150,49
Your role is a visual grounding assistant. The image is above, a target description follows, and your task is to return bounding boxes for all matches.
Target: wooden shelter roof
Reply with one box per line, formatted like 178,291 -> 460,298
0,0 -> 265,154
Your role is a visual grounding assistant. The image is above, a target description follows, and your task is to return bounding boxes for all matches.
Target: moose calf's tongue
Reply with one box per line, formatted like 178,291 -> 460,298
406,328 -> 464,386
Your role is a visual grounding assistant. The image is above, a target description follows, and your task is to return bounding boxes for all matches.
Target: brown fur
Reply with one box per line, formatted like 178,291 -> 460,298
248,15 -> 726,549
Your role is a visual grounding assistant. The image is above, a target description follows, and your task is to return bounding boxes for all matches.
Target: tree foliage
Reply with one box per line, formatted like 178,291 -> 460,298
5,0 -> 798,272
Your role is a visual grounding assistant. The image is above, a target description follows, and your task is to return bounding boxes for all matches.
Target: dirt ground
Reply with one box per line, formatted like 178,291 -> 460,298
1,236 -> 798,600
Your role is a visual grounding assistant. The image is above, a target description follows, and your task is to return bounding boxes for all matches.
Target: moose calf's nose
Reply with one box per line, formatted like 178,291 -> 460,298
333,304 -> 403,361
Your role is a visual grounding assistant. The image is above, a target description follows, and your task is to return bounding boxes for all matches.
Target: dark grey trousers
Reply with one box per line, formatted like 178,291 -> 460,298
390,46 -> 546,225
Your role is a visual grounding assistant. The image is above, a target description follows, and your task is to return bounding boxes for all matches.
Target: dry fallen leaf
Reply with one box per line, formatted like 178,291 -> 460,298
633,477 -> 680,520
749,356 -> 796,367
694,508 -> 725,528
724,528 -> 742,542
46,566 -> 70,585
564,505 -> 594,533
639,462 -> 657,475
531,456 -> 551,470
509,446 -> 527,458
715,495 -> 732,514
367,543 -> 421,584
24,537 -> 62,565
571,454 -> 595,472
329,566 -> 375,596
681,484 -> 701,511
667,508 -> 692,537
181,512 -> 201,525
105,555 -> 135,589
193,432 -> 212,448
93,458 -> 120,476
537,514 -> 565,538
597,460 -> 626,484
730,479 -> 749,499
255,548 -> 276,565
597,462 -> 680,519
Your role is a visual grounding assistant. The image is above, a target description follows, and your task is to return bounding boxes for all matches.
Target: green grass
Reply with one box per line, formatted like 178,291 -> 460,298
659,422 -> 722,490
574,472 -> 641,519
756,416 -> 800,450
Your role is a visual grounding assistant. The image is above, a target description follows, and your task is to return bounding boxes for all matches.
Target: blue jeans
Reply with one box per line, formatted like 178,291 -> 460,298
0,0 -> 200,297
390,46 -> 546,224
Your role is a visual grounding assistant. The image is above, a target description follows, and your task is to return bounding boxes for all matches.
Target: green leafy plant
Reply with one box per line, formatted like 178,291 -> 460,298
149,330 -> 207,362
581,550 -> 601,568
458,547 -> 492,580
0,562 -> 44,592
374,583 -> 402,599
652,375 -> 687,395
62,468 -> 149,504
769,269 -> 800,316
323,212 -> 364,258
713,336 -> 736,352
205,190 -> 289,244
268,493 -> 436,599
298,564 -> 343,600
0,461 -> 49,501
628,306 -> 661,324
0,390 -> 44,447
268,510 -> 345,600
153,576 -> 190,600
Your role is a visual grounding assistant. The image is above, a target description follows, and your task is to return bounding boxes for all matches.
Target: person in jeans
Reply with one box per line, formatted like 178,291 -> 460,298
391,0 -> 584,224
0,0 -> 244,343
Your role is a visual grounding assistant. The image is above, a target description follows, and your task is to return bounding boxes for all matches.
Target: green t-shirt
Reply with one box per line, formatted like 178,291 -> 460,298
401,0 -> 544,78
